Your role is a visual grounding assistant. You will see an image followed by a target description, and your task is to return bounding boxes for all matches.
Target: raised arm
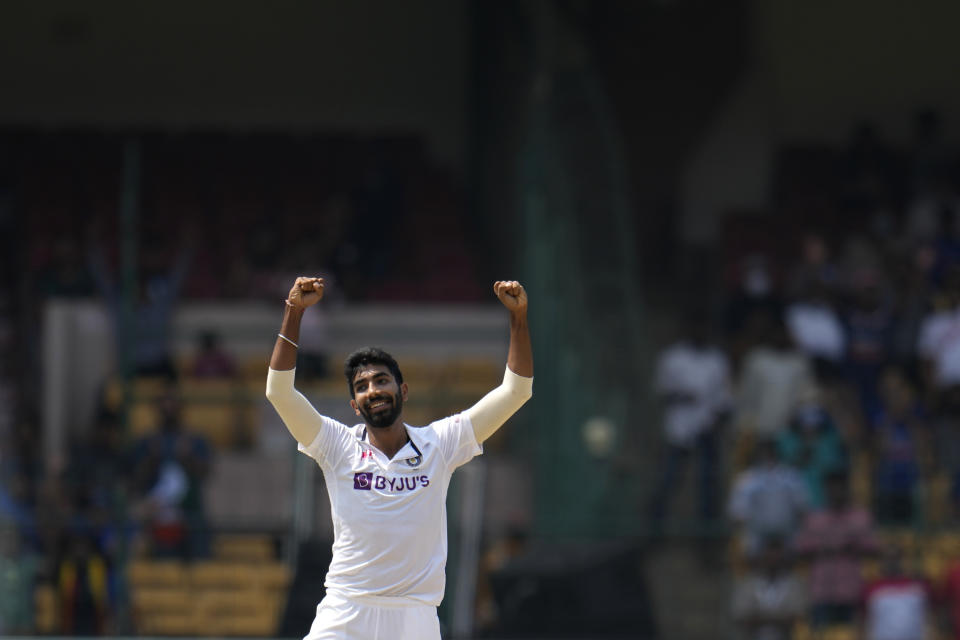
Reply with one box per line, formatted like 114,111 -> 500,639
466,281 -> 534,443
265,277 -> 326,446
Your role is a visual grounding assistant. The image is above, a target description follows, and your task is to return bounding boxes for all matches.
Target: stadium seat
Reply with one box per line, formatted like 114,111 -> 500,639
212,534 -> 275,562
128,560 -> 188,588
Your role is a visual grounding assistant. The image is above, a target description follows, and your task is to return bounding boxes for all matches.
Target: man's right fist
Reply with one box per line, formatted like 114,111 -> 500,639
286,276 -> 324,309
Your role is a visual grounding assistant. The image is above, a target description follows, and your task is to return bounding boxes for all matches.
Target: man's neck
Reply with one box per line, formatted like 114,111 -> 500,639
367,421 -> 409,460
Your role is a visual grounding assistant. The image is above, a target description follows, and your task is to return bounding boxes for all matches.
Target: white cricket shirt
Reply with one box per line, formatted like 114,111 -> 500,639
297,411 -> 481,607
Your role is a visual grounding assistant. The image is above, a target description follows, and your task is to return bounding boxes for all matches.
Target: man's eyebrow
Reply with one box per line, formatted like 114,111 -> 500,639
353,371 -> 390,388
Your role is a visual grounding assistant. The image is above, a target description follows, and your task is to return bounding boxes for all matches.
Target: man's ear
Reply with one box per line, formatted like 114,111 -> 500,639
401,382 -> 409,402
350,399 -> 360,416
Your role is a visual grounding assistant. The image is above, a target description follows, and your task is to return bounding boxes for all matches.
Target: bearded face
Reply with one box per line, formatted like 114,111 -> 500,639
350,364 -> 406,429
358,389 -> 404,429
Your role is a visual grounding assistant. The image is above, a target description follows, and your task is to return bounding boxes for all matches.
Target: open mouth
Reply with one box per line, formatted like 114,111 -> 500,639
367,398 -> 391,413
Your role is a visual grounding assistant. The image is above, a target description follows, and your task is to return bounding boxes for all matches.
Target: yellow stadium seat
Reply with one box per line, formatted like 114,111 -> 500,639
131,587 -> 194,614
257,562 -> 292,590
128,560 -> 188,588
137,612 -> 198,636
213,534 -> 275,562
822,624 -> 856,640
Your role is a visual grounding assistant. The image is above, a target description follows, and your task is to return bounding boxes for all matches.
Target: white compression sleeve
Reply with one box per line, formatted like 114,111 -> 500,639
464,366 -> 533,443
265,368 -> 323,447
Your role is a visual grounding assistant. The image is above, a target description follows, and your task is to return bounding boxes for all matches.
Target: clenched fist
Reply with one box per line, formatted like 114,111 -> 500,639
287,276 -> 325,310
493,280 -> 527,314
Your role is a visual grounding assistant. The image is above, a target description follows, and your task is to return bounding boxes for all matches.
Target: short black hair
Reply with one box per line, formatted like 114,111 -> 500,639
343,347 -> 404,398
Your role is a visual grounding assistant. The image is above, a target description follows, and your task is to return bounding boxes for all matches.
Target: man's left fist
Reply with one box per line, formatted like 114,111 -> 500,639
493,280 -> 527,313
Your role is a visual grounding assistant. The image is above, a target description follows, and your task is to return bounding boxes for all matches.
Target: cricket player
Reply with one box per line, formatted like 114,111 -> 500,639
266,276 -> 533,639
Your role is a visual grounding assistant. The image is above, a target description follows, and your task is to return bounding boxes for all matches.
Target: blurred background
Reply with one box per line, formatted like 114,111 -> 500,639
3,1 -> 960,639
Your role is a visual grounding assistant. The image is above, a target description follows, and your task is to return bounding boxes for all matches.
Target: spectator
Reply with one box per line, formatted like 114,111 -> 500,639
56,533 -> 111,635
190,330 -> 237,379
938,545 -> 960,640
917,264 -> 960,395
784,279 -> 847,379
795,469 -> 879,629
777,389 -> 848,508
735,311 -> 816,438
0,524 -> 38,634
931,384 -> 960,522
88,234 -> 193,380
731,537 -> 807,640
844,272 -> 896,418
647,315 -> 732,529
869,367 -> 930,526
727,437 -> 810,556
787,232 -> 841,301
860,542 -> 932,640
130,390 -> 211,559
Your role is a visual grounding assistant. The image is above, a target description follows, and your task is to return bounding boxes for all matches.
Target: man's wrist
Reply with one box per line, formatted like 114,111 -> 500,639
509,309 -> 528,326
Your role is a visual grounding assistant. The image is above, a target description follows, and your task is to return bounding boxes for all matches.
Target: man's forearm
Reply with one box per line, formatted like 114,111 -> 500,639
506,310 -> 533,377
270,304 -> 305,371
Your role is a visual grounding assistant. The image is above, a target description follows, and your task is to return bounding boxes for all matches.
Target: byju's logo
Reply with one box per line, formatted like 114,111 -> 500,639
353,472 -> 373,490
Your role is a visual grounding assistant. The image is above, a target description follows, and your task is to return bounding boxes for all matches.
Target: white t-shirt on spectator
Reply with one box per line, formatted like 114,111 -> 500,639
736,347 -> 815,435
785,302 -> 846,362
917,306 -> 960,387
655,341 -> 732,447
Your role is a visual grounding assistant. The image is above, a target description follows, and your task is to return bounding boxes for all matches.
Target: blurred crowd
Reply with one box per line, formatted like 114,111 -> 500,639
0,131 -> 484,634
649,110 -> 960,640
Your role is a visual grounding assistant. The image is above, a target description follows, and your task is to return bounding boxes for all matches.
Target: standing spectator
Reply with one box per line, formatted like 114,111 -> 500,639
917,264 -> 960,397
795,470 -> 880,629
870,367 -> 930,526
0,524 -> 38,634
778,390 -> 848,508
57,534 -> 111,635
735,311 -> 816,438
731,538 -> 808,640
88,233 -> 193,380
647,315 -> 733,529
130,391 -> 211,558
784,279 -> 847,380
728,438 -> 810,556
937,545 -> 960,640
844,272 -> 896,419
860,542 -> 932,640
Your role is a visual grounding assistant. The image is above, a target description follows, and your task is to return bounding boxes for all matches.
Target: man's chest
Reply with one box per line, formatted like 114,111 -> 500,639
333,442 -> 445,504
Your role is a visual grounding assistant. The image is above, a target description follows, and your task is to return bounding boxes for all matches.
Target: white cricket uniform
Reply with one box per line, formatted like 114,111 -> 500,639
266,366 -> 532,640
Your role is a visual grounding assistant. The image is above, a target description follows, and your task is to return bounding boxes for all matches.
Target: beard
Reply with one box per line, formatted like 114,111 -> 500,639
359,391 -> 404,429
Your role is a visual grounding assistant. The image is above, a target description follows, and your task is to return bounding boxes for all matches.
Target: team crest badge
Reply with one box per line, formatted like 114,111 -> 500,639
405,455 -> 422,467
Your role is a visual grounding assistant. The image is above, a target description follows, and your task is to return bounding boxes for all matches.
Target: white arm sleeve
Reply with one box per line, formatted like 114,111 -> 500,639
464,366 -> 533,443
265,368 -> 323,447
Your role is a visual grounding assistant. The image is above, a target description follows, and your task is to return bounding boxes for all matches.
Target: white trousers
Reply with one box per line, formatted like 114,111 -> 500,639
304,594 -> 442,640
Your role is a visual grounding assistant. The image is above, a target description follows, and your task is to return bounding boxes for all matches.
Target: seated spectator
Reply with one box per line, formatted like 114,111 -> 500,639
130,390 -> 211,559
728,438 -> 810,556
190,331 -> 237,378
795,470 -> 879,629
731,537 -> 807,640
735,311 -> 816,437
870,367 -> 930,526
860,542 -> 932,640
777,390 -> 848,508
